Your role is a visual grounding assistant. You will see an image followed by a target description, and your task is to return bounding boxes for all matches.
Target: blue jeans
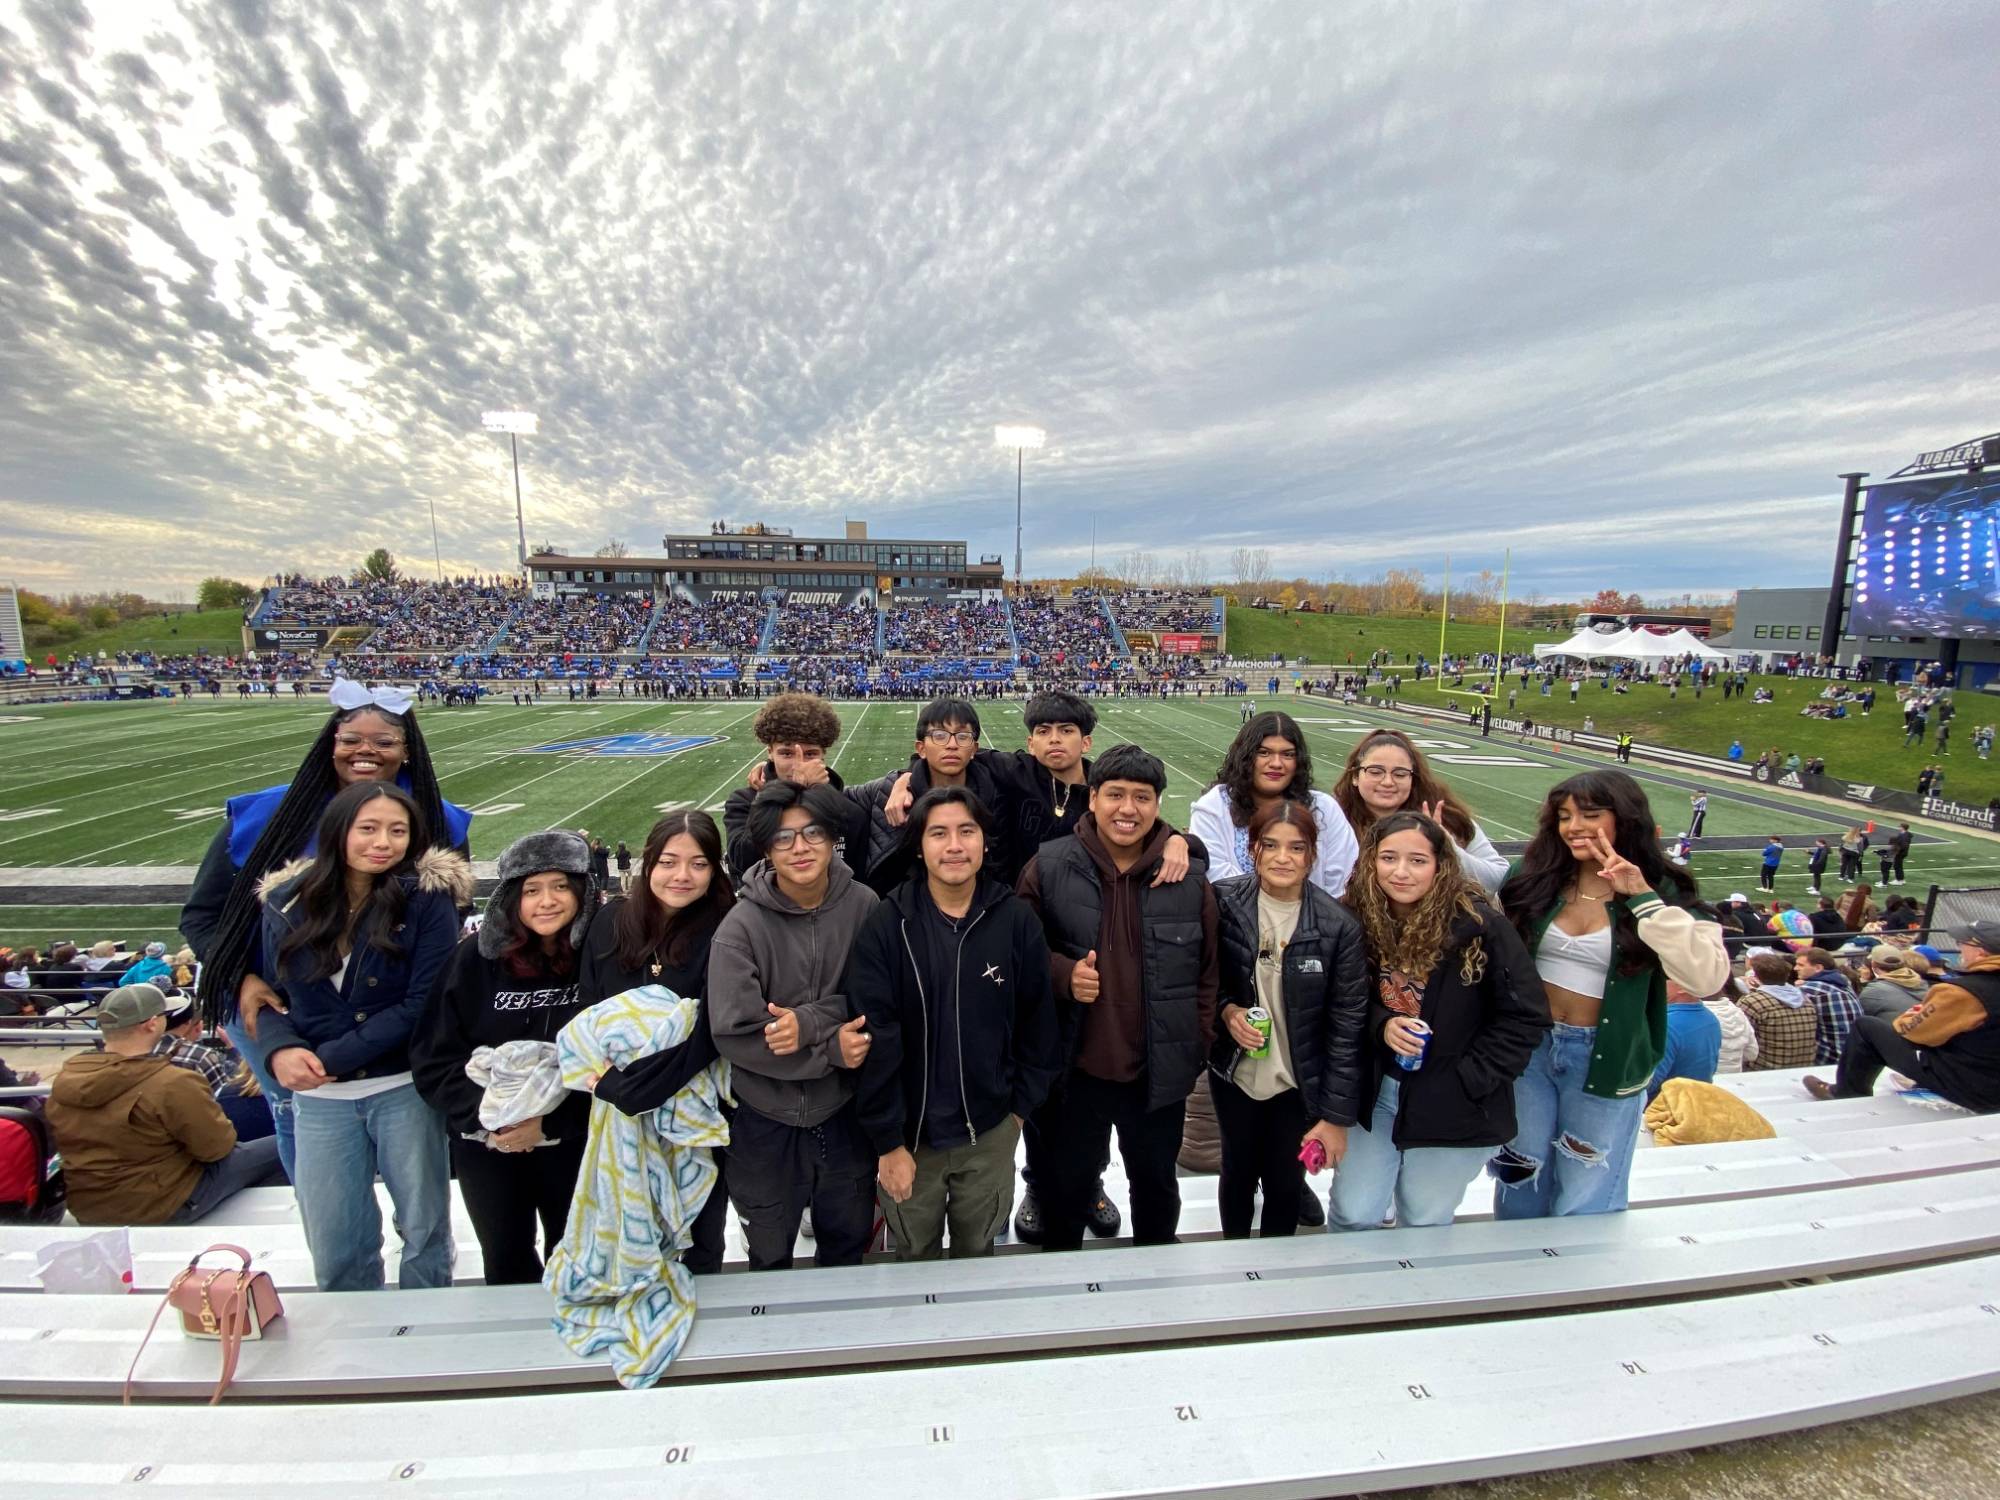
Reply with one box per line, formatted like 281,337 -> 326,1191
166,1138 -> 287,1223
223,1018 -> 295,1183
1327,1077 -> 1492,1230
1491,1024 -> 1647,1219
292,1083 -> 452,1292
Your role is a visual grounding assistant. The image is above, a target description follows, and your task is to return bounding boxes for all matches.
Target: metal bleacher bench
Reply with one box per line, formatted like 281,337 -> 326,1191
9,1110 -> 2000,1297
4,1261 -> 1998,1497
7,1168 -> 2000,1401
6,1073 -> 2000,1495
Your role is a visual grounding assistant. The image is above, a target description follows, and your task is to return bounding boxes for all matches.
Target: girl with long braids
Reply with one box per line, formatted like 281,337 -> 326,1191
257,782 -> 470,1290
1493,770 -> 1729,1218
1330,811 -> 1546,1230
1330,729 -> 1509,894
1188,711 -> 1360,895
179,681 -> 472,1179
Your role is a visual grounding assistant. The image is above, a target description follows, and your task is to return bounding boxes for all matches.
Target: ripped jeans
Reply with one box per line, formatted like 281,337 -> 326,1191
1490,1024 -> 1646,1219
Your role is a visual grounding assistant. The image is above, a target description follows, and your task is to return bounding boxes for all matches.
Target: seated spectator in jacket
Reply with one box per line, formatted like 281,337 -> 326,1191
44,984 -> 284,1224
849,788 -> 1060,1259
1808,921 -> 2000,1112
1649,983 -> 1723,1100
709,780 -> 881,1269
119,941 -> 175,990
1793,947 -> 1863,1066
151,989 -> 235,1093
1857,946 -> 1929,1021
1737,953 -> 1818,1071
1016,744 -> 1220,1251
1704,981 -> 1759,1073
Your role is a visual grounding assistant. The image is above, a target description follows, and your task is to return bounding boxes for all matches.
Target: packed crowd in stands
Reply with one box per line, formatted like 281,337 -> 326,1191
1011,590 -> 1120,667
506,593 -> 654,654
881,600 -> 1013,655
1106,588 -> 1219,633
648,596 -> 768,654
770,602 -> 878,655
365,581 -> 523,653
260,574 -> 526,653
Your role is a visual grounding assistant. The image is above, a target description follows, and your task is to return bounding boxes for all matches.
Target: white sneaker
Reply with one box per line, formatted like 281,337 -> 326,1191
800,1208 -> 815,1240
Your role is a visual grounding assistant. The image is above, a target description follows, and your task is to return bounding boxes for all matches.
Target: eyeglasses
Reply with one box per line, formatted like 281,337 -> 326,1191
767,824 -> 831,851
335,734 -> 405,752
1253,747 -> 1298,762
1358,765 -> 1414,783
924,729 -> 977,746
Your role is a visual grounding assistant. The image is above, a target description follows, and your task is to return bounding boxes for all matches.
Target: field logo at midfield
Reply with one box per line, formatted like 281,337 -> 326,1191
526,732 -> 727,758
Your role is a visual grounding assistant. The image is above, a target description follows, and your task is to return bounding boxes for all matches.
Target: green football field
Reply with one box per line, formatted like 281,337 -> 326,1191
3,694 -> 1999,951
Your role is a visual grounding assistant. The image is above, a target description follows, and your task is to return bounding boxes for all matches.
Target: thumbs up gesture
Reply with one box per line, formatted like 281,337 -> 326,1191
836,1013 -> 872,1068
1072,949 -> 1101,1004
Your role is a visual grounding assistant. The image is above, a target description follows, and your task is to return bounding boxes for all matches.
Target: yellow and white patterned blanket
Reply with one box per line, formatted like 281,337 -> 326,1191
544,984 -> 731,1389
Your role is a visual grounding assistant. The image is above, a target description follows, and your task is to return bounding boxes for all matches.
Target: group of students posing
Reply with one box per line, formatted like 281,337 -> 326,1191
174,679 -> 1728,1291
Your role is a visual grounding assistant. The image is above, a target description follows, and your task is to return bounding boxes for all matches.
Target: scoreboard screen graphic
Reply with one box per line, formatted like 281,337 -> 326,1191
1850,471 -> 2000,640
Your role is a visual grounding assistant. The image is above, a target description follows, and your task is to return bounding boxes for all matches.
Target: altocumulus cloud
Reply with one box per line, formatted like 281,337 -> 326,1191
1,0 -> 1997,598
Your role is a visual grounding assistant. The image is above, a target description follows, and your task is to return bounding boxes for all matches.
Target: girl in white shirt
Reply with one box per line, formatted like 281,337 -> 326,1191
1331,729 -> 1510,894
1188,712 -> 1359,897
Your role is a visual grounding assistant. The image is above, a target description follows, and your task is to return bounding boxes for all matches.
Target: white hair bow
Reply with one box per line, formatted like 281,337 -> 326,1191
328,677 -> 413,716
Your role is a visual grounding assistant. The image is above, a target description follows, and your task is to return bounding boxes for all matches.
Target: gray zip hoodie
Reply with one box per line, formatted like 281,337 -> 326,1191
708,857 -> 880,1127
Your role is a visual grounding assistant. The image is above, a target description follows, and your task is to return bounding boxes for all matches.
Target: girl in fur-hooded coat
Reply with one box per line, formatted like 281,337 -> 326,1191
412,830 -> 600,1285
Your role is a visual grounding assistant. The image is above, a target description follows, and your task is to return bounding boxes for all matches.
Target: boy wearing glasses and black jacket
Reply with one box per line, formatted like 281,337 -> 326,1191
708,780 -> 880,1269
848,698 -> 1015,892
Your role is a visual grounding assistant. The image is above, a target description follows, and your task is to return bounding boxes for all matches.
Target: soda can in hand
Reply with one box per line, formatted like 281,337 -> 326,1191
1246,1006 -> 1273,1059
1395,1018 -> 1432,1072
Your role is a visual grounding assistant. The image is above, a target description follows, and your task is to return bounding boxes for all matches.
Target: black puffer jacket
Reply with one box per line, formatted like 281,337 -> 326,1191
1209,875 -> 1369,1127
1358,903 -> 1550,1150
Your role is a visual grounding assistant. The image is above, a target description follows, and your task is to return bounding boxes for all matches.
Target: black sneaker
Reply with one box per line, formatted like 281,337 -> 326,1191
1013,1185 -> 1044,1245
1296,1189 -> 1326,1228
1088,1181 -> 1122,1238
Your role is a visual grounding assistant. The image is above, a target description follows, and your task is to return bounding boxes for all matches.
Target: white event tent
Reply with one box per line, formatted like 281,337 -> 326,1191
1533,627 -> 1732,663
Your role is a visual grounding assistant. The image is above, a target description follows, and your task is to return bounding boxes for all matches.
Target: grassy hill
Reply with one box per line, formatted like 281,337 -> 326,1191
1403,672 -> 2000,803
1225,605 -> 1564,664
35,608 -> 246,661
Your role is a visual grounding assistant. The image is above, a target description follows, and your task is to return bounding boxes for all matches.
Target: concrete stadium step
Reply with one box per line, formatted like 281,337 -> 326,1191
9,1171 -> 2000,1402
7,1257 -> 2000,1496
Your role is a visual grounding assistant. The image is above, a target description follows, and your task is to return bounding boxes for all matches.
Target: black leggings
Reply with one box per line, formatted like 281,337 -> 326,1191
1210,1075 -> 1311,1239
451,1130 -> 586,1285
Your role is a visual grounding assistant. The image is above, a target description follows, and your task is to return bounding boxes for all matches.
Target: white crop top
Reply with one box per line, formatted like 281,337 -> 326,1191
1536,922 -> 1612,999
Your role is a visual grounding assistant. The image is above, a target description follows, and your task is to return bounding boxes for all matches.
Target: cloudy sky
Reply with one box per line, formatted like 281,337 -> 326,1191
3,0 -> 1997,602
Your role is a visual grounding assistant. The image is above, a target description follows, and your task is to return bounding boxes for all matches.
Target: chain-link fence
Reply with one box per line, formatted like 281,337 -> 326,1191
1923,884 -> 2000,938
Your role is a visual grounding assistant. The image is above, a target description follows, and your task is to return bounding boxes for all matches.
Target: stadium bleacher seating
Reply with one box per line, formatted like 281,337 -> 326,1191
770,602 -> 878,655
881,601 -> 1013,656
5,1073 -> 2000,1496
1106,588 -> 1219,633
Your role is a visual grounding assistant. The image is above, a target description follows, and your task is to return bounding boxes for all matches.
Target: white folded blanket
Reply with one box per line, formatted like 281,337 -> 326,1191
465,1039 -> 567,1133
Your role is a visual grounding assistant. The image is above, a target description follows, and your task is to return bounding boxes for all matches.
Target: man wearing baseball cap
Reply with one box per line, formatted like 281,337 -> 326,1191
45,984 -> 285,1224
1806,921 -> 2000,1113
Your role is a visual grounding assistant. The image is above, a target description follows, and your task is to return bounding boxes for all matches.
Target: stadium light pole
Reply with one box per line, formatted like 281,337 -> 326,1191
481,410 -> 540,570
994,424 -> 1046,596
